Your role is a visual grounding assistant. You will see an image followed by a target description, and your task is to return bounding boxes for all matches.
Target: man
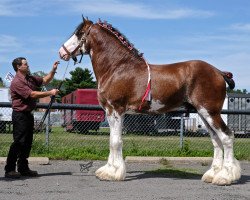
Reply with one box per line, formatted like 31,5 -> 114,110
4,57 -> 60,178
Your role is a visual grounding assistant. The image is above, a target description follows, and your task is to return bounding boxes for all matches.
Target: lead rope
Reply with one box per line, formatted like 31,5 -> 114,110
138,57 -> 151,110
38,60 -> 71,131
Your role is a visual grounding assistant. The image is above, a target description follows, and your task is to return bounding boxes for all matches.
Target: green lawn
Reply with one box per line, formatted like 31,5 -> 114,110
0,127 -> 249,160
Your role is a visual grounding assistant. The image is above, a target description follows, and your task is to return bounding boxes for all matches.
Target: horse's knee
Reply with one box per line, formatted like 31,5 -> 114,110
110,136 -> 122,150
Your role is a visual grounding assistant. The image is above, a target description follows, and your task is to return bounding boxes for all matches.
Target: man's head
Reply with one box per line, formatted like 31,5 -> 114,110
12,57 -> 30,74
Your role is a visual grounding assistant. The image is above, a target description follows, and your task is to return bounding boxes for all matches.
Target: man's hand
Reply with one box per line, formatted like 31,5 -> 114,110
52,61 -> 60,72
50,89 -> 60,96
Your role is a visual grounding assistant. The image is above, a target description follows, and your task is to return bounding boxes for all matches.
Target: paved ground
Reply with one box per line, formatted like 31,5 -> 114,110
0,159 -> 249,200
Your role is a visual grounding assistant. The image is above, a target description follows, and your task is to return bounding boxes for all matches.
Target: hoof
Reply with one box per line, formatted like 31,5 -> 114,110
212,168 -> 232,186
212,176 -> 232,186
212,159 -> 241,185
95,164 -> 126,181
201,167 -> 221,183
202,173 -> 214,183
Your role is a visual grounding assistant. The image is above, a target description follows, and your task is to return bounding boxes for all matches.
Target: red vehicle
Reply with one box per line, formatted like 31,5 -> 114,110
62,89 -> 105,133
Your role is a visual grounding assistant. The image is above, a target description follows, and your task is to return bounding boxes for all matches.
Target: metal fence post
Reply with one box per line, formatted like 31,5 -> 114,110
45,110 -> 50,147
180,114 -> 184,149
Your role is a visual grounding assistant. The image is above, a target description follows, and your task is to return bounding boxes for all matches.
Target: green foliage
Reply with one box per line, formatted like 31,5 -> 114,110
0,77 -> 5,87
33,71 -> 46,77
227,87 -> 249,94
32,71 -> 61,90
61,67 -> 96,96
182,139 -> 191,154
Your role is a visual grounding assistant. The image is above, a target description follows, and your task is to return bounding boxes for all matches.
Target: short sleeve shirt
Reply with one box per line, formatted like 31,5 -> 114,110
10,72 -> 43,112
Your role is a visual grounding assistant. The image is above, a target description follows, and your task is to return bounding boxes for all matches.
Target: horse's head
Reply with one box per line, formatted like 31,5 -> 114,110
59,17 -> 93,62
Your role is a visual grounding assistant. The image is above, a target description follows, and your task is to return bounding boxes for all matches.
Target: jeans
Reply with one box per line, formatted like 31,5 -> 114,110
5,111 -> 34,172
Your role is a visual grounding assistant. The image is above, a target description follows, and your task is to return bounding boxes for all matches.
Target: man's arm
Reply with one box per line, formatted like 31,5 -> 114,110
43,61 -> 60,85
30,89 -> 59,99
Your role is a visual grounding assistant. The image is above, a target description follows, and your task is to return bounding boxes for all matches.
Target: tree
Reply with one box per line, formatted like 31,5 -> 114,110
32,71 -> 61,91
227,87 -> 249,94
62,67 -> 96,96
0,77 -> 4,87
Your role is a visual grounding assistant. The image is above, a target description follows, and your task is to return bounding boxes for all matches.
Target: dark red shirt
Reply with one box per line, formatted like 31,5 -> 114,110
10,72 -> 43,112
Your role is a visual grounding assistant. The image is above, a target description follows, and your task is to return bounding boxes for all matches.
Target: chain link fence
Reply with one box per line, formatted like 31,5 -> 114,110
0,102 -> 250,160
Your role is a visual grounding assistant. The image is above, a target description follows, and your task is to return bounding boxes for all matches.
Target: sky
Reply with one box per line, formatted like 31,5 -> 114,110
0,0 -> 250,91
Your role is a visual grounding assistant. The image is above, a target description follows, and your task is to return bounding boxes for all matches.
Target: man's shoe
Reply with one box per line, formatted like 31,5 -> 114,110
5,171 -> 21,179
19,169 -> 38,177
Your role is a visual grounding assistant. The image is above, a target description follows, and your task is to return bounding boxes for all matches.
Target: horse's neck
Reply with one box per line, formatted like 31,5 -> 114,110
90,37 -> 143,82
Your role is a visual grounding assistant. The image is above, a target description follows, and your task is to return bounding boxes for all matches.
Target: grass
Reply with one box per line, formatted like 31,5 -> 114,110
0,126 -> 249,161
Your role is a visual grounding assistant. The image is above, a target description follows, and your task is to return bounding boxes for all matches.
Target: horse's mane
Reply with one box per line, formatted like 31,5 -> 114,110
97,19 -> 143,59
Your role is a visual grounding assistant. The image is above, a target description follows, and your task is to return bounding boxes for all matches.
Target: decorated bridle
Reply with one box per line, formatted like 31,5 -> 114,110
61,17 -> 93,64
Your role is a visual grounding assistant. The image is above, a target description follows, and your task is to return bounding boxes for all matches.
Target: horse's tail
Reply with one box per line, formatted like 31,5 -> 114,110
221,71 -> 235,90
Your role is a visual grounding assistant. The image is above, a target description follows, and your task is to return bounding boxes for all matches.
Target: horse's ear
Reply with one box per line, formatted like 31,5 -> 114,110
82,15 -> 88,23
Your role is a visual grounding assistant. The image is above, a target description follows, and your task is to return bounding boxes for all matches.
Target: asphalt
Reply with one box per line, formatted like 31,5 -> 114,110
0,157 -> 249,200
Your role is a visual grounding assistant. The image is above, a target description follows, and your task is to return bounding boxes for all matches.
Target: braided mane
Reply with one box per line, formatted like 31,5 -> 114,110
97,19 -> 143,58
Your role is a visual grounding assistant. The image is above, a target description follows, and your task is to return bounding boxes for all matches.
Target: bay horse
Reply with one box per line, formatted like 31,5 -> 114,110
59,17 -> 241,185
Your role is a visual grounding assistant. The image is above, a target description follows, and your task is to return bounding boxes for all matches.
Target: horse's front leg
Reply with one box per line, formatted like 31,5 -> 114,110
95,110 -> 126,181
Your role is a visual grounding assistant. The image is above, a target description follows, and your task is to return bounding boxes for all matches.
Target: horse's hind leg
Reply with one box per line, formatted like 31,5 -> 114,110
211,121 -> 241,185
199,114 -> 223,183
95,110 -> 126,181
198,108 -> 241,185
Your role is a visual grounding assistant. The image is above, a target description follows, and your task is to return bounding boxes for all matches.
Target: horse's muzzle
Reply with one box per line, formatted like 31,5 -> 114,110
59,47 -> 70,61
